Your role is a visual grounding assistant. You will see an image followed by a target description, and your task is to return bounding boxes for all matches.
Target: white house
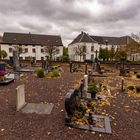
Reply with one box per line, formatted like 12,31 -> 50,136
0,32 -> 64,61
68,31 -> 140,61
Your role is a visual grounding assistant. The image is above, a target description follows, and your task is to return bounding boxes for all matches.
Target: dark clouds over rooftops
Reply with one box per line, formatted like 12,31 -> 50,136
0,0 -> 140,46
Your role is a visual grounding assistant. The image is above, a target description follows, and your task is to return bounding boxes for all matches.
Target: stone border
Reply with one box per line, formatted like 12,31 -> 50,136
0,78 -> 14,85
65,114 -> 112,134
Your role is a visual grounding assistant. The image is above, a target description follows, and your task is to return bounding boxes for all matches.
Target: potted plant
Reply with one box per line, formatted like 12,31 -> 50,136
87,83 -> 99,98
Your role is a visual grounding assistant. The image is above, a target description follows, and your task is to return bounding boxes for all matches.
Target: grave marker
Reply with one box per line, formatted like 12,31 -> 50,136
16,85 -> 26,111
16,85 -> 54,114
84,75 -> 88,91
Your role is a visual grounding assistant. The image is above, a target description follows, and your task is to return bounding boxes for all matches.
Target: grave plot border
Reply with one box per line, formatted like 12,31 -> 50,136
65,114 -> 112,134
0,78 -> 14,85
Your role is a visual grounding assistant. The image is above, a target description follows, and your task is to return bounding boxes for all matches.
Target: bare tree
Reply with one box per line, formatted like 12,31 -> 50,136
131,33 -> 140,44
73,45 -> 86,61
44,45 -> 59,62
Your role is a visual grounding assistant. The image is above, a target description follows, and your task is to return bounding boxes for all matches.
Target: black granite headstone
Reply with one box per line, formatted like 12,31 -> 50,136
65,89 -> 80,118
0,64 -> 6,71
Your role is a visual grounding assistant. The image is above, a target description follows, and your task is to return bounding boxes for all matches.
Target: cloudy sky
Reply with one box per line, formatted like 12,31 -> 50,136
0,0 -> 140,46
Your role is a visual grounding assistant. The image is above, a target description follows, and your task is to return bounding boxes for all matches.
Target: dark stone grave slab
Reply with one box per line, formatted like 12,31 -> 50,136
0,78 -> 14,85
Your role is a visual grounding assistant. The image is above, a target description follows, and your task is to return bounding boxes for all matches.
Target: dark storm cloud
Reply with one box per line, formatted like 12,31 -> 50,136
0,0 -> 140,45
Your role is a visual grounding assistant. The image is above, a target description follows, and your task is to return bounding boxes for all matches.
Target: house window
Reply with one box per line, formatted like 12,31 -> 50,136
9,57 -> 13,60
91,46 -> 94,52
91,54 -> 94,60
32,48 -> 36,53
41,49 -> 44,53
9,48 -> 13,53
83,46 -> 86,53
19,57 -> 23,60
41,57 -> 44,60
83,54 -> 86,61
25,57 -> 30,60
25,48 -> 28,53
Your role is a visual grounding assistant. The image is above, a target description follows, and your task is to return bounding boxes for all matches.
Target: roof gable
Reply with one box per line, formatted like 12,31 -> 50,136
69,31 -> 97,45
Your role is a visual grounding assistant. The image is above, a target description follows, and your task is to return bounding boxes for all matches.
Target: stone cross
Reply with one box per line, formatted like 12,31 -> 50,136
16,84 -> 26,111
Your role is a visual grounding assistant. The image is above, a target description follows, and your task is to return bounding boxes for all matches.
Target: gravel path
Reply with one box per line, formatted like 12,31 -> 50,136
0,65 -> 139,140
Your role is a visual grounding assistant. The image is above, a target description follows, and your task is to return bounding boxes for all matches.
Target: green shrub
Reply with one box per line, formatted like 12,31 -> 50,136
37,68 -> 45,78
87,83 -> 99,94
127,85 -> 135,91
51,70 -> 60,78
46,72 -> 53,77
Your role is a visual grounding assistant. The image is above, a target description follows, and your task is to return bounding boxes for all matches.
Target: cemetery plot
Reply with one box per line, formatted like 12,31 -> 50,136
0,63 -> 14,85
16,85 -> 54,114
66,114 -> 111,134
0,64 -> 139,140
64,77 -> 112,134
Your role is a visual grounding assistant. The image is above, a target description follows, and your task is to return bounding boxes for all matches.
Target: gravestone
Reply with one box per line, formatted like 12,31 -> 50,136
16,85 -> 26,111
88,70 -> 92,84
70,62 -> 72,73
0,64 -> 6,76
84,75 -> 88,91
16,85 -> 54,114
0,64 -> 6,71
85,63 -> 87,74
79,79 -> 84,98
65,90 -> 80,118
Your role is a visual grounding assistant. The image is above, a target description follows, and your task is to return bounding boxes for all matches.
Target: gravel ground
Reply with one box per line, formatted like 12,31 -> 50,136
0,64 -> 140,140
